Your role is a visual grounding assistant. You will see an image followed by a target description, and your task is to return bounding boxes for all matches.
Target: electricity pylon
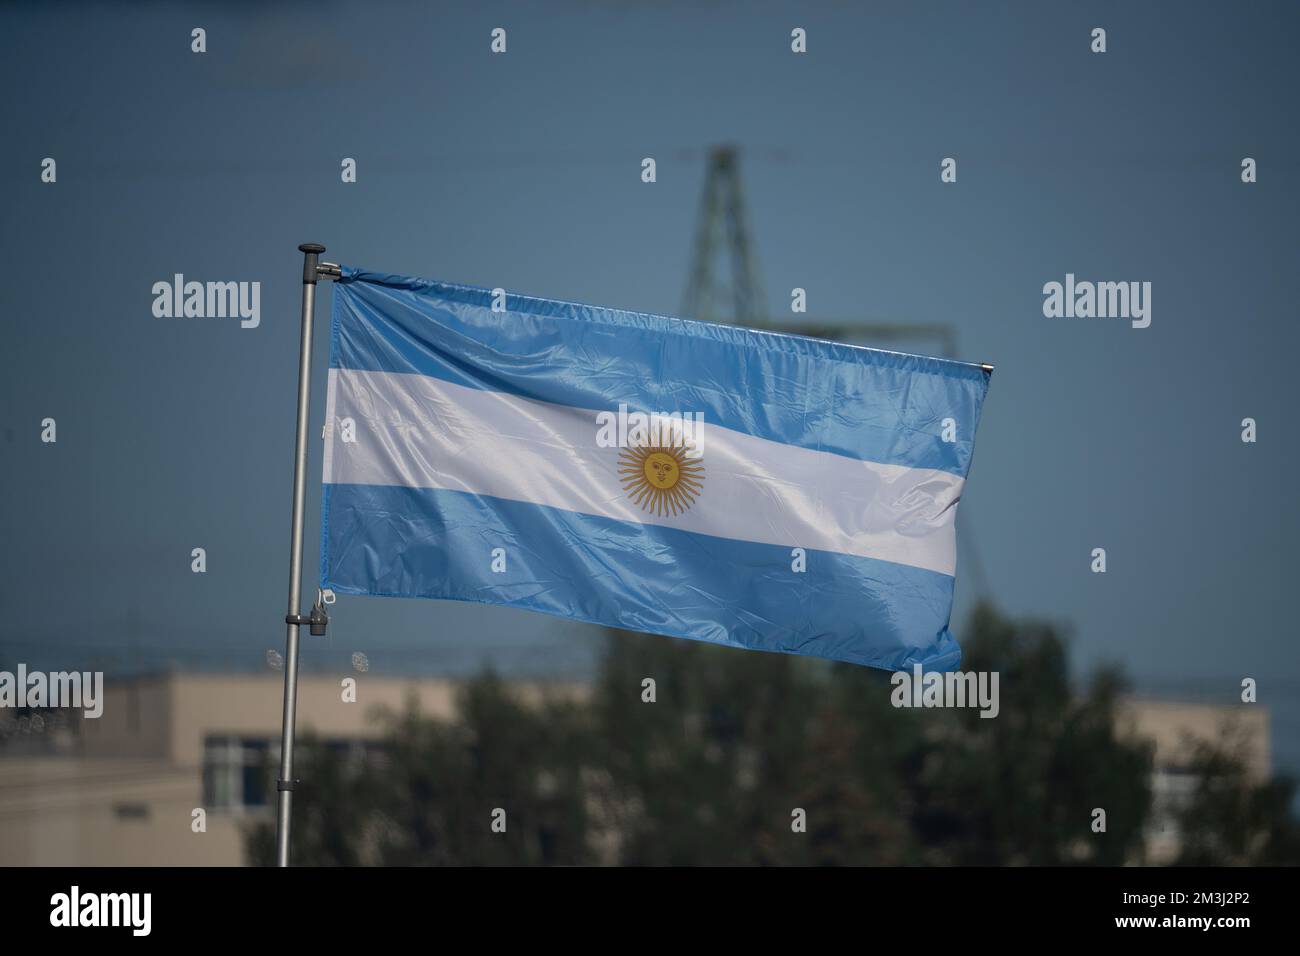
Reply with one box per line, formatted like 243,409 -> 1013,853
681,147 -> 958,355
681,145 -> 768,327
680,144 -> 990,600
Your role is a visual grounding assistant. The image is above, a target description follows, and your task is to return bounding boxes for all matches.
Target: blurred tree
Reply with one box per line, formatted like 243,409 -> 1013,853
1173,735 -> 1300,865
245,733 -> 378,867
247,671 -> 595,865
902,602 -> 1153,864
371,671 -> 595,865
594,629 -> 913,864
246,603 -> 1298,866
591,628 -> 821,864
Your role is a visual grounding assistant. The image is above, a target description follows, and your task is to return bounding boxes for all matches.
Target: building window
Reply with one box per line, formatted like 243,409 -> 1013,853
203,736 -> 275,812
1149,765 -> 1199,844
113,802 -> 151,821
202,736 -> 380,812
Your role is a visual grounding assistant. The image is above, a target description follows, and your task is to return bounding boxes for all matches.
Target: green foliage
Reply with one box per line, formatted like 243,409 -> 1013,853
1172,735 -> 1300,865
246,603 -> 1296,866
903,605 -> 1153,864
247,672 -> 596,866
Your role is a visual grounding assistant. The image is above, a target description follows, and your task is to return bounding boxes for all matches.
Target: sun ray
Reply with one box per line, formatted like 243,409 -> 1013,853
617,432 -> 705,515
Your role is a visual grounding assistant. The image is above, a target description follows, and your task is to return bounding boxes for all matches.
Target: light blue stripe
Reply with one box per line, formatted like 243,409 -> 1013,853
331,267 -> 990,477
322,482 -> 962,672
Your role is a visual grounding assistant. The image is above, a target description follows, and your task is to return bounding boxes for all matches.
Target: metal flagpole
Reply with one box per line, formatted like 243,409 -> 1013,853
274,242 -> 339,867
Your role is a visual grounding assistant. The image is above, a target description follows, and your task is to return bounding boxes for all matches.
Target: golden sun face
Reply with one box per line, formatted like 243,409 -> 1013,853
618,434 -> 705,517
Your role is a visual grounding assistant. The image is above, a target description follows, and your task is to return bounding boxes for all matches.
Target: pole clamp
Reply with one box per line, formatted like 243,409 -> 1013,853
277,779 -> 298,793
286,595 -> 329,636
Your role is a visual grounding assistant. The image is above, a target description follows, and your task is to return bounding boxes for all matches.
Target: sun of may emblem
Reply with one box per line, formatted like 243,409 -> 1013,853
618,434 -> 705,516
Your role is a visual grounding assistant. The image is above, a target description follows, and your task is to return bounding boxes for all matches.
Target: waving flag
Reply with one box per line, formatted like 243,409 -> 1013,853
320,267 -> 992,671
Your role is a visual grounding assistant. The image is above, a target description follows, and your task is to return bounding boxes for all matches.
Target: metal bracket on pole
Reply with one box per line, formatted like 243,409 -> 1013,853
285,607 -> 329,635
286,589 -> 331,636
273,242 -> 336,868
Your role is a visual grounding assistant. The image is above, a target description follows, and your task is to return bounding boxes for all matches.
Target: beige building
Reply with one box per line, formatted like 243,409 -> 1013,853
1117,697 -> 1270,863
0,673 -> 1271,866
0,672 -> 470,866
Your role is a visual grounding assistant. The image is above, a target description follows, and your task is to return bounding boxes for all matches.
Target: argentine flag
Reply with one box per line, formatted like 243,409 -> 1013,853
321,268 -> 991,671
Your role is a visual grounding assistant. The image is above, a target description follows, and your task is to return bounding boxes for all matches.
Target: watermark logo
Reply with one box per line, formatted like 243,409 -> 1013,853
1042,273 -> 1151,329
151,274 -> 261,329
890,664 -> 999,718
596,404 -> 705,456
50,886 -> 150,936
0,664 -> 102,718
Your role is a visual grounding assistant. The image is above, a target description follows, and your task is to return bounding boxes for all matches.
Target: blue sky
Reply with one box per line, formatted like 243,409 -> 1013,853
2,1 -> 1297,771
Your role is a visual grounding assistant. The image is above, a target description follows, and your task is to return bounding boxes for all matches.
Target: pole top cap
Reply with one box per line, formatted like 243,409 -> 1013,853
299,243 -> 326,254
